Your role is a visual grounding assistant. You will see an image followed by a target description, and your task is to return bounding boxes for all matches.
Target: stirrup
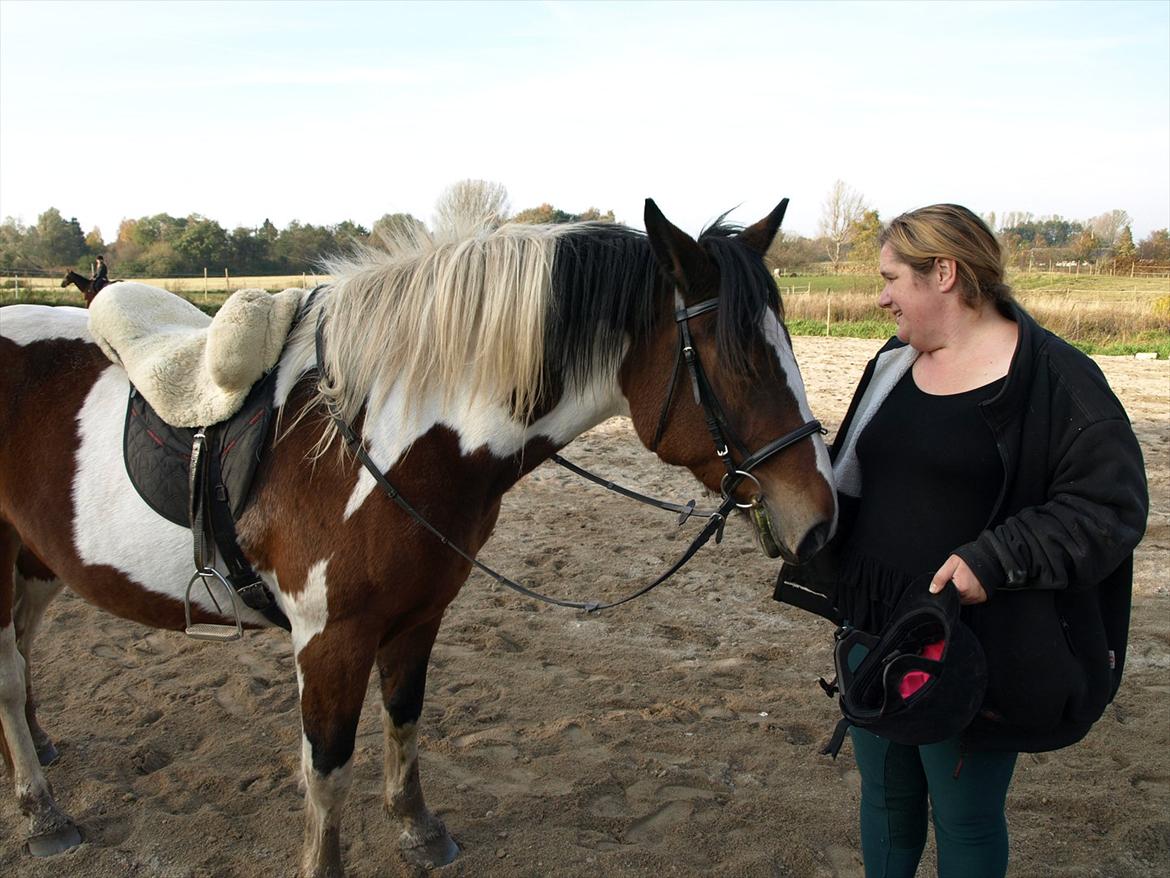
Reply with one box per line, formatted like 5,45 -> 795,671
184,568 -> 244,641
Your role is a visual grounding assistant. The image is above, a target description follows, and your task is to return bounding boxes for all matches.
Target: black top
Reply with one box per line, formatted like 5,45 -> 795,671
779,307 -> 1149,752
841,369 -> 1004,628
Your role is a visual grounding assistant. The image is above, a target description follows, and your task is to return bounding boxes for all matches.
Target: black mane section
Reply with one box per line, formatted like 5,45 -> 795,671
547,220 -> 782,393
547,225 -> 660,392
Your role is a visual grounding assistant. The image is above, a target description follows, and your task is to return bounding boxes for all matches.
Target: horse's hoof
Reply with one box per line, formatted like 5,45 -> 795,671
25,823 -> 82,857
35,740 -> 60,766
401,832 -> 459,868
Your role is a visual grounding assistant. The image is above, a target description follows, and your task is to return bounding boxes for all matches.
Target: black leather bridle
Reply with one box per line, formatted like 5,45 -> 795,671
317,295 -> 824,612
648,297 -> 825,510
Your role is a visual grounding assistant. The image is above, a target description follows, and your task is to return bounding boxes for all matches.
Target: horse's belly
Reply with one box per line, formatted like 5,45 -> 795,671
69,367 -> 275,629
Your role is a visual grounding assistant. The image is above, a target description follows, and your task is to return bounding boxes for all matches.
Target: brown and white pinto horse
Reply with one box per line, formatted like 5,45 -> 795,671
0,199 -> 836,875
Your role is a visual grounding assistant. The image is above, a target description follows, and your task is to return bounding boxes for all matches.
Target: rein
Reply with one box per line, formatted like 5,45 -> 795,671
313,296 -> 822,613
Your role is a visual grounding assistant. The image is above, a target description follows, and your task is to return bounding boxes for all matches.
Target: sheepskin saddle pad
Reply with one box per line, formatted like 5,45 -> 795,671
89,282 -> 304,428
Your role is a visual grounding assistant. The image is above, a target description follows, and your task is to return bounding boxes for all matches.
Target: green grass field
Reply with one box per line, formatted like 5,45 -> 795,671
778,271 -> 1169,357
4,271 -> 1167,358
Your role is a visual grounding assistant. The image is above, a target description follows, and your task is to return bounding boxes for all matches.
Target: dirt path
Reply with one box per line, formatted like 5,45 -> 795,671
3,337 -> 1167,877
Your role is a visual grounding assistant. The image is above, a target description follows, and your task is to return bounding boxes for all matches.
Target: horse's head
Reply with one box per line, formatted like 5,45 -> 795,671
61,272 -> 72,288
623,198 -> 836,563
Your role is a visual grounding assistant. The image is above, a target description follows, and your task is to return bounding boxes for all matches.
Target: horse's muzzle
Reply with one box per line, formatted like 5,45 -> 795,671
748,498 -> 832,563
749,499 -> 785,560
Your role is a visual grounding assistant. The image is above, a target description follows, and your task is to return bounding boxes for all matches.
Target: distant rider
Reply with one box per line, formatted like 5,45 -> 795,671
91,255 -> 109,293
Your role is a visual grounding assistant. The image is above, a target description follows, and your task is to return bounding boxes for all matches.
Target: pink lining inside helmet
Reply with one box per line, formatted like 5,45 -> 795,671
898,640 -> 946,699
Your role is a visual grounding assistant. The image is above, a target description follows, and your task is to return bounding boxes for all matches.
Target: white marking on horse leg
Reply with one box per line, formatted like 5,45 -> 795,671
0,623 -> 44,796
285,559 -> 330,693
299,734 -> 353,878
0,623 -> 75,846
381,706 -> 459,865
12,571 -> 64,763
382,711 -> 422,828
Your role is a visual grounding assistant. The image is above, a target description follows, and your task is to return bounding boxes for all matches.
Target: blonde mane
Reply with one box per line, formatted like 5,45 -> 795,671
310,219 -> 574,439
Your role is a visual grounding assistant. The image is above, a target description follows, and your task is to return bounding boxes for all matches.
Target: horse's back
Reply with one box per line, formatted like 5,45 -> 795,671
1,303 -> 90,344
1,304 -> 101,424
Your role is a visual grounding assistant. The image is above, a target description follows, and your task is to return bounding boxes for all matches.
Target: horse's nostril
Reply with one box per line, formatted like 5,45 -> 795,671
796,521 -> 831,561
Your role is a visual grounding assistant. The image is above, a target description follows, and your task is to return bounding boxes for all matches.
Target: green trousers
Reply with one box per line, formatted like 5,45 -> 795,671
849,727 -> 1018,878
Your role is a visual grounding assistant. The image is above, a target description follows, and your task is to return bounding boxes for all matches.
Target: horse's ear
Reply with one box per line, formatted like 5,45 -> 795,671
738,198 -> 790,257
645,198 -> 715,303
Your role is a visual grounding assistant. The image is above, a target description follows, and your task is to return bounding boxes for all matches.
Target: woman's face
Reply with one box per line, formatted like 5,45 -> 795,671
878,243 -> 942,350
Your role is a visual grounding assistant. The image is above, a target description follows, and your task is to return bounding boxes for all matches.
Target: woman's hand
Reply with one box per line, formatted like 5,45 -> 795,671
930,554 -> 988,604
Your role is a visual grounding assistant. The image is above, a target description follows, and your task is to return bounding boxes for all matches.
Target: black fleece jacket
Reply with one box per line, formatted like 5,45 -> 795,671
777,303 -> 1149,752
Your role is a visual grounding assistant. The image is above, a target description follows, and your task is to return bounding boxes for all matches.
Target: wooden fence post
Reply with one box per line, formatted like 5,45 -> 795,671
203,267 -> 208,302
825,291 -> 831,337
224,268 -> 230,297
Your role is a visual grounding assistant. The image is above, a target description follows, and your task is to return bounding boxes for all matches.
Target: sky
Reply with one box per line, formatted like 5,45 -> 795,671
1,0 -> 1168,244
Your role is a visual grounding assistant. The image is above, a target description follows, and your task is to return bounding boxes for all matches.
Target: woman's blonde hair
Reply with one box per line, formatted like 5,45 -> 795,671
879,204 -> 1014,308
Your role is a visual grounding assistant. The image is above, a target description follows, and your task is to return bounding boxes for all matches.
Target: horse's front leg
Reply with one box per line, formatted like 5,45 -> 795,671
377,615 -> 459,867
294,617 -> 379,878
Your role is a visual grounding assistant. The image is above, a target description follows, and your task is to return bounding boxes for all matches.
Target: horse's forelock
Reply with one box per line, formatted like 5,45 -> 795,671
698,232 -> 785,381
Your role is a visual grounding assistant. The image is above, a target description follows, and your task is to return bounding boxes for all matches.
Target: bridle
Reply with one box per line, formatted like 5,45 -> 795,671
315,294 -> 823,612
647,297 -> 825,510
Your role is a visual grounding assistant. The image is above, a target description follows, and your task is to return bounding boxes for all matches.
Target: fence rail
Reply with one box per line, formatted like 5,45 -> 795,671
4,270 -> 327,301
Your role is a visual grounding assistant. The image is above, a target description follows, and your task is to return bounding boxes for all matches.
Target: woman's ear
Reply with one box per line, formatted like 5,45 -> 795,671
935,257 -> 959,294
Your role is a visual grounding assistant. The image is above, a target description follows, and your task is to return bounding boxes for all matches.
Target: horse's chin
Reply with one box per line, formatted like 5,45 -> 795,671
748,502 -> 796,562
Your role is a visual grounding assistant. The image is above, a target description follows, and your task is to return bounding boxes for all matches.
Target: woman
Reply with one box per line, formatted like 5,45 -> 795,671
776,204 -> 1148,877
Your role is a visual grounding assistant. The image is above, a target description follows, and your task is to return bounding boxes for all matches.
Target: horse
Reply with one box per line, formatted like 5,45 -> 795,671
0,198 -> 837,876
60,270 -> 109,306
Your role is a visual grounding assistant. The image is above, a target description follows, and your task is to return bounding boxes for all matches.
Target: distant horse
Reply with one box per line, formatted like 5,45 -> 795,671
0,199 -> 836,875
60,270 -> 111,306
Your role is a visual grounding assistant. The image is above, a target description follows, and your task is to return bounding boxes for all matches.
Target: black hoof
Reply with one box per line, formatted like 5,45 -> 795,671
35,740 -> 60,767
401,832 -> 459,868
25,823 -> 82,857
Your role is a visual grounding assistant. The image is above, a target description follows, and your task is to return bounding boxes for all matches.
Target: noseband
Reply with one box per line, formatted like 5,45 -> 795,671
650,297 -> 825,507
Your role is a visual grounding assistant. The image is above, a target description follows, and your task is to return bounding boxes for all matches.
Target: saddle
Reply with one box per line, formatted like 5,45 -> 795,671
90,283 -> 308,638
89,282 -> 304,427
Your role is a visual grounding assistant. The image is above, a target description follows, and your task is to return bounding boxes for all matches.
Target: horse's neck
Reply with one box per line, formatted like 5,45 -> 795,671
269,322 -> 629,522
361,371 -> 628,471
275,337 -> 624,466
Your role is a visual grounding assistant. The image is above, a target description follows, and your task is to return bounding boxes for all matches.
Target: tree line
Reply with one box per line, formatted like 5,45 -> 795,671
3,178 -> 1167,278
0,180 -> 617,278
792,180 -> 1170,276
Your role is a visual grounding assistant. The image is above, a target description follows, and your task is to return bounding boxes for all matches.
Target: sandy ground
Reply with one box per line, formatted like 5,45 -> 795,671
2,336 -> 1167,877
